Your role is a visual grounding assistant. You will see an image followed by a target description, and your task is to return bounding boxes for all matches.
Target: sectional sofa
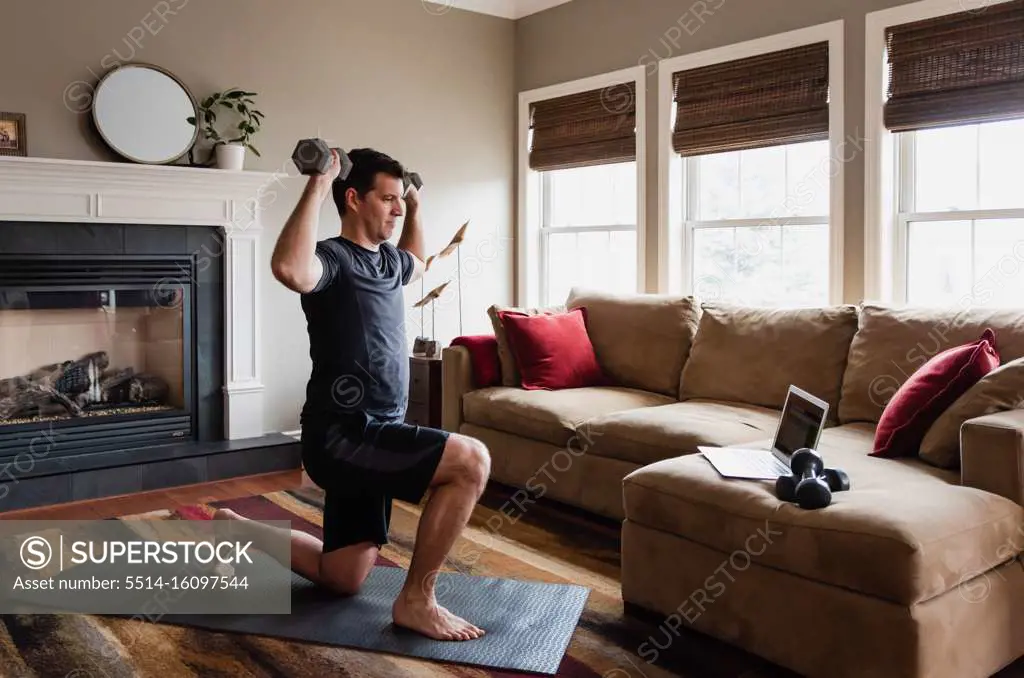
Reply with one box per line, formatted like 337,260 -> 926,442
441,288 -> 1024,678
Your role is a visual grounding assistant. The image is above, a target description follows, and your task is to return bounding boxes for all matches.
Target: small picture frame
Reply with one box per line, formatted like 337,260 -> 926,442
0,112 -> 27,157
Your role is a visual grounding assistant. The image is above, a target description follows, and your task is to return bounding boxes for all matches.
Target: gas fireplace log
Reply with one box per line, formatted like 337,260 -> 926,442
73,367 -> 136,407
0,375 -> 29,400
0,352 -> 172,421
0,370 -> 68,400
0,383 -> 83,421
128,375 -> 170,404
53,351 -> 110,397
23,361 -> 72,390
94,373 -> 169,406
1,351 -> 110,398
99,367 -> 135,393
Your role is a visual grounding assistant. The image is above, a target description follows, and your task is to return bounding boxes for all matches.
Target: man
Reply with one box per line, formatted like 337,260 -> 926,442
219,147 -> 490,642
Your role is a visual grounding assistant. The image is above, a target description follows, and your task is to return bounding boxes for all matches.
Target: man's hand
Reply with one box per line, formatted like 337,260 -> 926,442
312,150 -> 344,191
403,183 -> 420,212
397,182 -> 425,281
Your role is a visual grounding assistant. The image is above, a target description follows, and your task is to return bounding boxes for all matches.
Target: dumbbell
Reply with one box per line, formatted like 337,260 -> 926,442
778,465 -> 852,495
403,171 -> 423,196
823,467 -> 851,493
292,138 -> 353,179
775,448 -> 841,510
292,139 -> 423,195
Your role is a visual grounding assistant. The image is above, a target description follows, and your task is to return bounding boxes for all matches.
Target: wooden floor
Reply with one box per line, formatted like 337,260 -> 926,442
0,469 -> 306,521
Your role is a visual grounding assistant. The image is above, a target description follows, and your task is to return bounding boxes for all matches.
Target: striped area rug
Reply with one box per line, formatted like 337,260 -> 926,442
0,484 -> 797,678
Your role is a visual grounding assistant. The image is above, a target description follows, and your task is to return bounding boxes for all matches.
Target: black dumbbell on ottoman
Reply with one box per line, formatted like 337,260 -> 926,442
775,448 -> 850,510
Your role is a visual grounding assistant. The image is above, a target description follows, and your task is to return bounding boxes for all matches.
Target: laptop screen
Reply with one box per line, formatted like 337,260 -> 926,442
774,390 -> 827,457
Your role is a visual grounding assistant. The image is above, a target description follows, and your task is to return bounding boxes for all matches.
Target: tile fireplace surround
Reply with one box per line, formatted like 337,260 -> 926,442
0,156 -> 301,510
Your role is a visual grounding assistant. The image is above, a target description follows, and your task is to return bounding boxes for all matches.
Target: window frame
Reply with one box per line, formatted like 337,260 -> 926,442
517,66 -> 646,308
864,0 -> 1019,303
656,20 -> 846,304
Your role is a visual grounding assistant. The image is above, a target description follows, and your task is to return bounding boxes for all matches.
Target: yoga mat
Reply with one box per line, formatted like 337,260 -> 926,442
134,558 -> 589,675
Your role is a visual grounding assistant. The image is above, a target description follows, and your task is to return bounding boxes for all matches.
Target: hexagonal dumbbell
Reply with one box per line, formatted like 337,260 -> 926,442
402,171 -> 423,196
291,138 -> 353,179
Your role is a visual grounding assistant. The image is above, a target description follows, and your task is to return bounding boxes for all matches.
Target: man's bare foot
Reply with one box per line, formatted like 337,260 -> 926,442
392,592 -> 485,641
213,507 -> 244,522
206,508 -> 244,576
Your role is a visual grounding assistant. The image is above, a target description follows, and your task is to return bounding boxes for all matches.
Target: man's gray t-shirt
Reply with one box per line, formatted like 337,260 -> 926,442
300,236 -> 414,423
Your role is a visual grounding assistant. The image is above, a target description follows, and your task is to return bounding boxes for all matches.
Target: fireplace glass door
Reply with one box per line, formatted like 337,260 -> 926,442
0,285 -> 190,430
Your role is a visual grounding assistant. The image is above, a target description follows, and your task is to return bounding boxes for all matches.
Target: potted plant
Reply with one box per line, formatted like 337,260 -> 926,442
187,87 -> 264,170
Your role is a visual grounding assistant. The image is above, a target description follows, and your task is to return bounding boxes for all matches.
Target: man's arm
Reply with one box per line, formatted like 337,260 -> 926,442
270,152 -> 341,293
397,185 -> 426,285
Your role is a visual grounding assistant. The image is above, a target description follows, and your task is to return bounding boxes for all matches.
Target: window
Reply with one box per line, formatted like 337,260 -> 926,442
681,141 -> 832,306
519,68 -> 645,308
540,161 -> 637,307
866,0 -> 1024,305
896,119 -> 1024,306
661,29 -> 844,307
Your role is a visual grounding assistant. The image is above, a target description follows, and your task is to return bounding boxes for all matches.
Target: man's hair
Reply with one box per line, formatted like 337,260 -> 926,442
332,148 -> 405,217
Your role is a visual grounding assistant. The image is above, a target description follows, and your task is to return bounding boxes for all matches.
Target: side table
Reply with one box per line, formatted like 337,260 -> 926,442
406,355 -> 443,429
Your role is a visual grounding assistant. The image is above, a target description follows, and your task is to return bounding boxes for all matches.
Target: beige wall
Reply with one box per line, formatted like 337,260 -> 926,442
3,0 -> 515,434
516,0 -> 924,303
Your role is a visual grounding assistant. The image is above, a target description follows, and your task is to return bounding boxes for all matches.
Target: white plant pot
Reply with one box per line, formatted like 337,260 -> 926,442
215,143 -> 246,170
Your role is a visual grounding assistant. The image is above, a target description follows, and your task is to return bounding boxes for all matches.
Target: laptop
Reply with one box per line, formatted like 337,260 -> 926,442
699,385 -> 829,480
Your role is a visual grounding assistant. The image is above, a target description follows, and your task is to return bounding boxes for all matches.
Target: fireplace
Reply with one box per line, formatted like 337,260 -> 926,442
0,254 -> 200,458
0,156 -> 302,511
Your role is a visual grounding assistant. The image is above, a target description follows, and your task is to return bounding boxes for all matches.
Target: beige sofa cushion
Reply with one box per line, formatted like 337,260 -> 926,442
839,304 -> 1024,424
623,422 -> 1023,606
583,399 -> 781,466
961,409 -> 1024,506
920,357 -> 1024,469
566,288 -> 700,398
678,303 -> 859,420
487,303 -> 566,387
462,386 -> 673,446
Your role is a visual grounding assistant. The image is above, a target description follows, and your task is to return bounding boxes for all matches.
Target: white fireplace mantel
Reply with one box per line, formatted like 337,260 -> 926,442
0,155 -> 289,441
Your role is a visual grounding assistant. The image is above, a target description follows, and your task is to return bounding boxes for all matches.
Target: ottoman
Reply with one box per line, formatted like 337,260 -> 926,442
620,426 -> 1024,678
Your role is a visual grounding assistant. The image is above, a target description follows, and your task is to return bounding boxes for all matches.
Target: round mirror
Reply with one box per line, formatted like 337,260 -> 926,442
92,64 -> 198,165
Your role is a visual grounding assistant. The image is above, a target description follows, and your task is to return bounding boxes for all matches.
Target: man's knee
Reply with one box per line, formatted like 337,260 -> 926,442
470,438 -> 491,488
320,564 -> 370,597
452,436 -> 490,491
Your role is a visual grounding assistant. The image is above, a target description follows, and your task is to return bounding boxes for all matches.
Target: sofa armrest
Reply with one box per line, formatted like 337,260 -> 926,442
961,409 -> 1024,506
442,345 -> 474,432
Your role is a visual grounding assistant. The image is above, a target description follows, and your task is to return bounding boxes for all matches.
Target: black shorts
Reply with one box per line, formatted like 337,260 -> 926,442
300,411 -> 449,553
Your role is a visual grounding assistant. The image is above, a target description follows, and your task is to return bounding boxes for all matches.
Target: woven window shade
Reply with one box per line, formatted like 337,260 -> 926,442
671,42 -> 831,157
672,42 -> 830,157
529,83 -> 636,172
885,0 -> 1024,132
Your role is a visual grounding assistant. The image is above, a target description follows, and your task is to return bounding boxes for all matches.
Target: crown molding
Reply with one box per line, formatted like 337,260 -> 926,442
421,0 -> 572,19
510,0 -> 573,18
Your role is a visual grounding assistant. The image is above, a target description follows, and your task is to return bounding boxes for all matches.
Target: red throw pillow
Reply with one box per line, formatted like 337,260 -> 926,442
497,308 -> 607,390
871,328 -> 1000,458
449,335 -> 501,388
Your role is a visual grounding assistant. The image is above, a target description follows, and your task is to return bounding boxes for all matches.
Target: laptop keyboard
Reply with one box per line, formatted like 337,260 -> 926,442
747,452 -> 791,475
706,448 -> 791,477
